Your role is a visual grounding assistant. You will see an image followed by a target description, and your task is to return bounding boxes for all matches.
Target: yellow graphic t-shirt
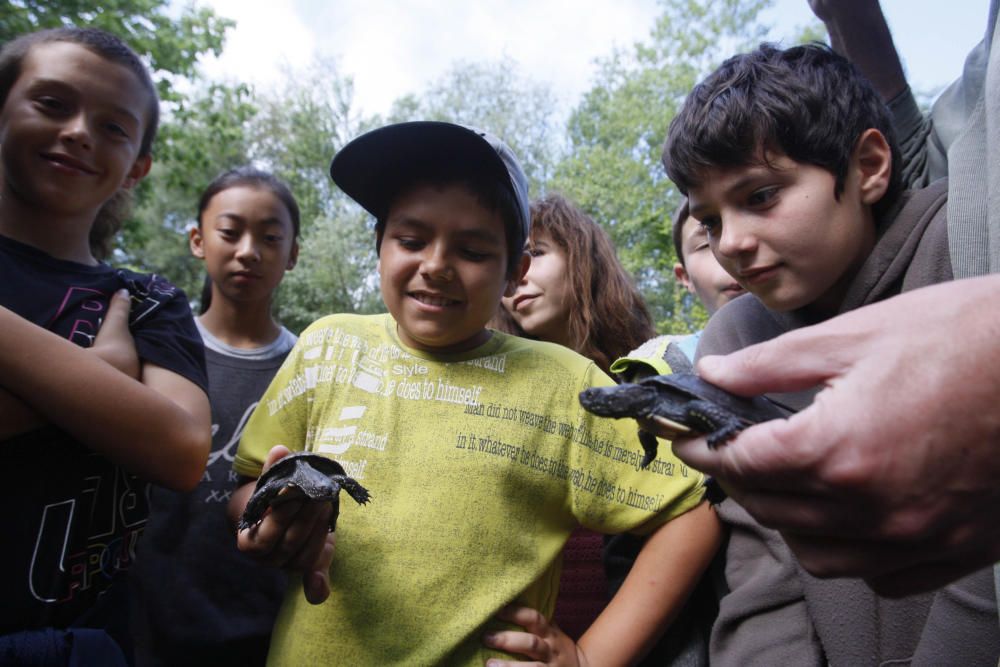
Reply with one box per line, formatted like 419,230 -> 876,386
235,313 -> 705,666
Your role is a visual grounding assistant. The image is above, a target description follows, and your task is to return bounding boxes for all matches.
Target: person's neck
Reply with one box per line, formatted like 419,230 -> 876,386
0,190 -> 98,264
199,297 -> 282,349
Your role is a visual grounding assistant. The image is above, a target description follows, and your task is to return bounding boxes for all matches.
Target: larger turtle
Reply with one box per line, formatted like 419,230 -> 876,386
579,372 -> 787,469
238,452 -> 371,532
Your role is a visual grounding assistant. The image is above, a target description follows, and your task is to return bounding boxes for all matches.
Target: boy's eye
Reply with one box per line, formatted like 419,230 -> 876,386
265,234 -> 284,243
528,247 -> 545,258
105,122 -> 129,138
218,228 -> 239,240
461,248 -> 491,261
396,237 -> 424,250
747,187 -> 779,207
35,96 -> 68,114
698,216 -> 721,235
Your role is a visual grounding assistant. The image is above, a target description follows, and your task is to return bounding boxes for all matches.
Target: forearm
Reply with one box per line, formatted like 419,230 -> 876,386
815,0 -> 907,101
0,387 -> 43,439
578,502 -> 722,665
0,307 -> 209,490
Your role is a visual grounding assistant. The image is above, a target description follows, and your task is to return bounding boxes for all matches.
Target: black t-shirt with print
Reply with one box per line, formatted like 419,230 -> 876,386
0,234 -> 207,633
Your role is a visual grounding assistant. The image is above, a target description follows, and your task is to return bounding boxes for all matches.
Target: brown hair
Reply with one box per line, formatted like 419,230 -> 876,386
495,193 -> 655,374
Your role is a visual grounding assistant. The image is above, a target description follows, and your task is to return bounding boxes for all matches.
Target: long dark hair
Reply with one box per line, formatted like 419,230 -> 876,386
196,167 -> 301,313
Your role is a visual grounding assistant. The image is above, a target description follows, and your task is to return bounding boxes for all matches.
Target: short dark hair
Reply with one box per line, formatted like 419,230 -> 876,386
374,155 -> 526,279
0,27 -> 160,156
663,43 -> 901,217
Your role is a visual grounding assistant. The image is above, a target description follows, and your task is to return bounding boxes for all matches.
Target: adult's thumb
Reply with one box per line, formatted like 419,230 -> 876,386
697,326 -> 843,397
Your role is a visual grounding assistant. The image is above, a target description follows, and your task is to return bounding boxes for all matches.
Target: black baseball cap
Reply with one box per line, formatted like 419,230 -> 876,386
329,121 -> 530,239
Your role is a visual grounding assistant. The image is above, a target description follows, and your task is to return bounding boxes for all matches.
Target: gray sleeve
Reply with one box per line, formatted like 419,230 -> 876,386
709,500 -> 825,667
889,88 -> 937,189
911,566 -> 1000,666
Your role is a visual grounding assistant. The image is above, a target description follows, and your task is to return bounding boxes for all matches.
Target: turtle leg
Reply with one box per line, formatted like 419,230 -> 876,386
638,428 -> 659,468
334,475 -> 372,505
684,400 -> 745,448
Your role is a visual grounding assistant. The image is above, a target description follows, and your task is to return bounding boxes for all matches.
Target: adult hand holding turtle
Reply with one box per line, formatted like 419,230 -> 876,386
668,276 -> 1000,597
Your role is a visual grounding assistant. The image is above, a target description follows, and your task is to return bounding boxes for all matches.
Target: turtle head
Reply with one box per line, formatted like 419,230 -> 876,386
579,384 -> 659,419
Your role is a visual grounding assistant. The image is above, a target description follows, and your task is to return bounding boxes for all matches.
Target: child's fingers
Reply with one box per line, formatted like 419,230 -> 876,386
99,289 -> 132,335
495,605 -> 548,633
237,498 -> 306,562
263,445 -> 292,471
483,629 -> 551,663
302,533 -> 337,605
284,501 -> 334,571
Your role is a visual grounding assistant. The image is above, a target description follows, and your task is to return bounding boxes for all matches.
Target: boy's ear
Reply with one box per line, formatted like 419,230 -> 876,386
287,240 -> 299,270
503,251 -> 531,297
854,129 -> 892,205
189,226 -> 205,259
673,262 -> 694,295
121,154 -> 152,190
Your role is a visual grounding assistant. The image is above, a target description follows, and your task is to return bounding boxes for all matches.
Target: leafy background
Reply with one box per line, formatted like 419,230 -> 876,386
2,0 -> 822,334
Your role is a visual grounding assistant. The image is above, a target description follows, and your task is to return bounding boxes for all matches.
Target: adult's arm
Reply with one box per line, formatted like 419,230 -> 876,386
807,0 -> 908,101
671,276 -> 1000,597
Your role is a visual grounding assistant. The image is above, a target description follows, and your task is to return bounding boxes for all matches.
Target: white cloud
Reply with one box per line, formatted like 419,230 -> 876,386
196,0 -> 983,115
197,0 -> 317,86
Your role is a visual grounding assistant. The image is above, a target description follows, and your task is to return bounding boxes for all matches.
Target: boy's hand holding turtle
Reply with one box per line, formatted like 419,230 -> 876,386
233,445 -> 338,605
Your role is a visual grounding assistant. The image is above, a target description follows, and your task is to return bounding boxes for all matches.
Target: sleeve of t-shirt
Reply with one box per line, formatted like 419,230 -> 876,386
117,271 -> 208,393
233,320 -> 313,478
566,362 -> 705,536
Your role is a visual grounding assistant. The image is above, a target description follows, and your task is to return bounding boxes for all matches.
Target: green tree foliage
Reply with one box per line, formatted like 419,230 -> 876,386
0,0 -> 233,103
251,62 -> 384,332
387,58 -> 562,195
552,0 -> 772,333
123,83 -> 256,305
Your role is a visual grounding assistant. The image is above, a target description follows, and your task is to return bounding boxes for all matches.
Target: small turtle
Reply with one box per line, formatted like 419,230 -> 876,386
238,452 -> 371,532
579,372 -> 787,469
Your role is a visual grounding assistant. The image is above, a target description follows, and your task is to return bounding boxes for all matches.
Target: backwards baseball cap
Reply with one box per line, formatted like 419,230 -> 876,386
329,121 -> 530,240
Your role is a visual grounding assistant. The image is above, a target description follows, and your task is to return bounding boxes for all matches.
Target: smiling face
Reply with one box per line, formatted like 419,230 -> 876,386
501,230 -> 573,347
379,183 -> 524,354
0,41 -> 152,229
190,185 -> 298,308
686,145 -> 888,316
674,215 -> 745,315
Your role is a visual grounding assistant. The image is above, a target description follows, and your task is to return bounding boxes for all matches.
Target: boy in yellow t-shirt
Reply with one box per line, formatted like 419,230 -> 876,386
229,121 -> 720,665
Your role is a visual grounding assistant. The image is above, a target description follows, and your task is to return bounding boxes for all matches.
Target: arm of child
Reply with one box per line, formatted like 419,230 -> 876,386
229,445 -> 339,606
483,501 -> 722,666
0,290 -> 210,490
0,288 -> 142,439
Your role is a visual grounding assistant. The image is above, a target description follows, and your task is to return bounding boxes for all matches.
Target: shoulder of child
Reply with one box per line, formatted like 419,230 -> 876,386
696,294 -> 783,361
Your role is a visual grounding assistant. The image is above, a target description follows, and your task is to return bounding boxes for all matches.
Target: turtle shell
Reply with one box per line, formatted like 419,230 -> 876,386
640,372 -> 786,424
256,451 -> 349,489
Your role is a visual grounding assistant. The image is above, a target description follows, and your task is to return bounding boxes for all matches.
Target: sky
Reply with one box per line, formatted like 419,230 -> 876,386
195,0 -> 989,119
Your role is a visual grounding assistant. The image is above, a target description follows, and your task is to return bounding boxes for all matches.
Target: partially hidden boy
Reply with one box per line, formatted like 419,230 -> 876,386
229,121 -> 720,665
662,43 -> 997,665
